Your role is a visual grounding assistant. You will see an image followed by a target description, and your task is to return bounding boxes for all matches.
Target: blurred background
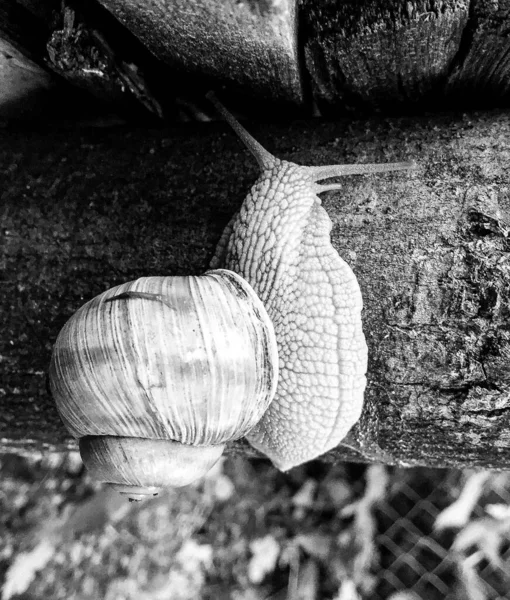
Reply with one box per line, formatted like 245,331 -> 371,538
1,454 -> 510,599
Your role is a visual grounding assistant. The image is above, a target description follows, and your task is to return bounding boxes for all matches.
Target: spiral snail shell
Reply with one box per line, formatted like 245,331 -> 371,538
49,95 -> 413,500
49,270 -> 278,500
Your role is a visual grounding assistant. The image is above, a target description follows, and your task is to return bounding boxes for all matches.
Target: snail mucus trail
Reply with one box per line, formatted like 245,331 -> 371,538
49,94 -> 414,501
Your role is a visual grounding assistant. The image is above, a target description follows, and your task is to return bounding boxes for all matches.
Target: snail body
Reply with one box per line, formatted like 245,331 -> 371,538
49,95 -> 413,499
49,270 -> 278,500
208,94 -> 413,471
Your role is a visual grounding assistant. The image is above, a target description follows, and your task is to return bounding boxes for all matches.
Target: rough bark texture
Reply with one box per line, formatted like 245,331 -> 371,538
98,0 -> 304,105
4,0 -> 510,118
301,0 -> 470,113
45,4 -> 167,120
447,0 -> 510,101
1,111 -> 509,468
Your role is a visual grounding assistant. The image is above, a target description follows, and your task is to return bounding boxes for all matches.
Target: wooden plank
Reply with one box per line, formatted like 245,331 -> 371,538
447,1 -> 510,102
0,0 -> 55,62
97,0 -> 304,105
301,0 -> 469,113
1,110 -> 509,469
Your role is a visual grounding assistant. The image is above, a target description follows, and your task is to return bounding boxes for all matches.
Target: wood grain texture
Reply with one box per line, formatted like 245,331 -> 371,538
97,0 -> 304,105
1,111 -> 509,468
3,0 -> 510,118
301,0 -> 469,113
447,0 -> 510,102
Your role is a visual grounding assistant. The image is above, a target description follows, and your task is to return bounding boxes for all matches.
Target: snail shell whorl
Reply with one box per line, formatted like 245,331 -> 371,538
79,437 -> 225,500
49,269 -> 278,499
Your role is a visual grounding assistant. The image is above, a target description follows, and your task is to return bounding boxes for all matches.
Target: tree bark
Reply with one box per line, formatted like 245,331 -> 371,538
1,110 -> 509,468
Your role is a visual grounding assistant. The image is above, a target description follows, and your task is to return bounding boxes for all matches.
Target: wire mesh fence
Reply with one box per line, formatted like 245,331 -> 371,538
1,453 -> 510,600
372,468 -> 510,600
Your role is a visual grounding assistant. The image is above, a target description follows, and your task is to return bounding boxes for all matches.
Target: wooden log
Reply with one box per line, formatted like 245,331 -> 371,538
446,0 -> 510,102
3,0 -> 510,119
1,110 -> 509,469
301,0 -> 469,113
97,0 -> 304,105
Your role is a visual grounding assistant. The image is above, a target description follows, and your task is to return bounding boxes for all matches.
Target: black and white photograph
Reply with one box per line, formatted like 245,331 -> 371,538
1,1 -> 509,598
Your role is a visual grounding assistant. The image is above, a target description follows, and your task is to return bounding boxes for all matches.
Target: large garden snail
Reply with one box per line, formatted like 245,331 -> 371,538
49,95 -> 413,500
50,270 -> 278,501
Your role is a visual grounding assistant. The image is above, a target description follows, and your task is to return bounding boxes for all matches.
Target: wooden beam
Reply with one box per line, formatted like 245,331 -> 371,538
301,0 -> 470,113
447,0 -> 510,101
1,110 -> 509,469
45,4 -> 165,119
97,0 -> 304,105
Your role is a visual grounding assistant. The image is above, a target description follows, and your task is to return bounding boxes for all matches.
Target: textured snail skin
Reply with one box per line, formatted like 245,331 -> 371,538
49,269 -> 278,497
208,94 -> 414,471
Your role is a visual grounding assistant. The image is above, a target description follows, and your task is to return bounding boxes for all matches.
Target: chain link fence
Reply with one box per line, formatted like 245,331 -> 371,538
2,454 -> 510,599
372,468 -> 510,600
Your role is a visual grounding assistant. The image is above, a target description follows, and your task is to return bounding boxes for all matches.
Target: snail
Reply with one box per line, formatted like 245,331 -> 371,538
49,94 -> 414,501
50,271 -> 278,501
206,93 -> 413,470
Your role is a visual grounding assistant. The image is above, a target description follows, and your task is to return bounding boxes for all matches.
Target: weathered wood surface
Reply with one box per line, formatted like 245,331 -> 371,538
447,0 -> 510,100
98,0 -> 304,106
1,111 -> 509,469
5,0 -> 510,117
301,0 -> 469,112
